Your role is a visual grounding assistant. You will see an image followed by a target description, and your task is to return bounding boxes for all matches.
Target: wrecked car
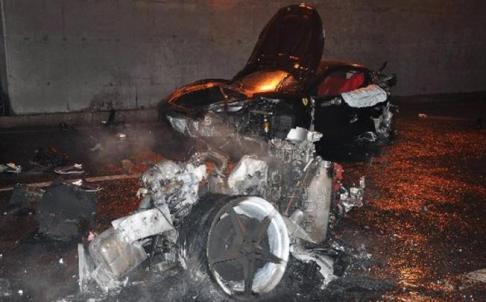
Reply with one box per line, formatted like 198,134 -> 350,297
79,126 -> 364,299
78,4 -> 374,299
160,4 -> 396,157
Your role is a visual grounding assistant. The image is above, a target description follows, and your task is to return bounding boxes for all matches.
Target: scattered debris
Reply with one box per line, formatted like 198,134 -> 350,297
90,143 -> 103,152
336,177 -> 366,214
84,228 -> 148,292
355,131 -> 378,143
291,244 -> 337,288
31,146 -> 69,168
37,181 -> 96,241
54,163 -> 85,175
78,209 -> 175,292
70,179 -> 102,192
0,162 -> 21,174
8,184 -> 45,210
117,133 -> 127,141
111,209 -> 174,243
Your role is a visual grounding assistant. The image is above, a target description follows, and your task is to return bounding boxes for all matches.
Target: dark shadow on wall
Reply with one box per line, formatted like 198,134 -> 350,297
0,85 -> 10,116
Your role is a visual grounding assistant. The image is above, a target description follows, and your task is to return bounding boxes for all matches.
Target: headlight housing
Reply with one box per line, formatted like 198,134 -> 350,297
208,100 -> 246,113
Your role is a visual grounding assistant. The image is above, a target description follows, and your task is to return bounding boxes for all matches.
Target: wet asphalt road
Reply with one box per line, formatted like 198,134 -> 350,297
337,100 -> 486,301
0,98 -> 485,301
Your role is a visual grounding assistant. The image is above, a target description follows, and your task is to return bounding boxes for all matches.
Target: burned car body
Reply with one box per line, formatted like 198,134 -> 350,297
161,4 -> 396,157
78,4 -> 380,300
79,126 -> 366,299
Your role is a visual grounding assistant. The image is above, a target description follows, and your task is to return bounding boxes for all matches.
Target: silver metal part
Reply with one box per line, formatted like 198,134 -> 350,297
373,102 -> 393,139
227,155 -> 268,195
139,159 -> 206,224
341,84 -> 387,108
338,176 -> 365,214
88,227 -> 148,292
300,160 -> 333,243
168,112 -> 235,138
221,127 -> 333,244
319,97 -> 342,108
78,244 -> 95,293
286,127 -> 322,143
283,215 -> 315,243
112,209 -> 174,243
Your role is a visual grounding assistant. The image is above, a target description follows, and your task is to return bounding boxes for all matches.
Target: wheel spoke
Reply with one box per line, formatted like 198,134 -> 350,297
253,215 -> 272,244
256,247 -> 282,264
240,256 -> 256,295
228,208 -> 246,244
209,250 -> 242,266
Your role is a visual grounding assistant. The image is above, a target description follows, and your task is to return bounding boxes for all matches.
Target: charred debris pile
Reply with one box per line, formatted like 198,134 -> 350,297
73,126 -> 372,300
2,126 -> 378,301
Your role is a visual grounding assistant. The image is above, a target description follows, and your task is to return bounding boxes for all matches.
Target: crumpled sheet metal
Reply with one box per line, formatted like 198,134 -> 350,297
338,176 -> 365,214
286,127 -> 322,143
112,208 -> 174,243
79,209 -> 177,293
190,149 -> 229,176
291,244 -> 337,288
227,155 -> 268,195
139,159 -> 206,223
86,227 -> 148,292
341,84 -> 387,108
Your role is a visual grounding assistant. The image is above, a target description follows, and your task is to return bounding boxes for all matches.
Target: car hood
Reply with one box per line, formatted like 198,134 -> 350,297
234,4 -> 324,82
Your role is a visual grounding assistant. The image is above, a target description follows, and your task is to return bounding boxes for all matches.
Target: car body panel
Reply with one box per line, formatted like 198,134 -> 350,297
234,3 -> 324,83
160,4 -> 395,155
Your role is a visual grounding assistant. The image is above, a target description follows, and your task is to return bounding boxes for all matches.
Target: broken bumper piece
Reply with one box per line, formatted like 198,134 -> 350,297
80,208 -> 174,292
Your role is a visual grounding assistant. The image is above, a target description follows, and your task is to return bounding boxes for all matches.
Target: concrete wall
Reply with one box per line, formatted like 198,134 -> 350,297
0,0 -> 9,115
1,0 -> 485,114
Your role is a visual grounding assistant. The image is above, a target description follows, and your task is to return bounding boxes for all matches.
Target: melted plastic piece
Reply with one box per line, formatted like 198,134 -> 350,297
341,84 -> 387,108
